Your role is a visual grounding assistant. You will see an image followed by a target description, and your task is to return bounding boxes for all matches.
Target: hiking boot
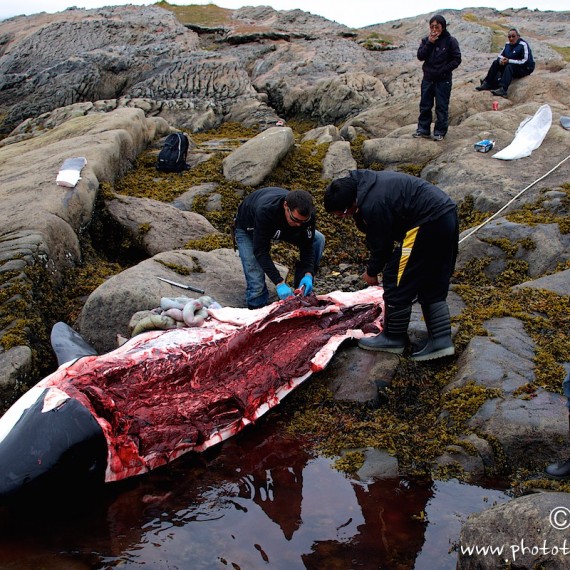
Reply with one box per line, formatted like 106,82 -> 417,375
491,87 -> 508,98
475,81 -> 491,91
412,131 -> 431,139
358,304 -> 411,354
545,458 -> 570,480
411,301 -> 454,361
432,134 -> 445,141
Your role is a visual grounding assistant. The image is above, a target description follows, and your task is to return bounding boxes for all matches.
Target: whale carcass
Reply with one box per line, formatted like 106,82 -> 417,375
0,288 -> 384,499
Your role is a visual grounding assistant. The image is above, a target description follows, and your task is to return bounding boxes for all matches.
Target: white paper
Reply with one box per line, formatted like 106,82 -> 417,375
56,157 -> 87,187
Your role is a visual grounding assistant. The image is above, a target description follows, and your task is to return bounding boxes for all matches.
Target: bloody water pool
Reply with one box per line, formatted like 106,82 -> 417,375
0,413 -> 510,570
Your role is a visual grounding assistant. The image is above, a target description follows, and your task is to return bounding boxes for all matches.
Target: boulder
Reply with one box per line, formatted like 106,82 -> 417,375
457,219 -> 570,282
302,125 -> 342,145
457,492 -> 570,570
363,135 -> 443,166
105,195 -> 219,256
222,126 -> 295,186
356,449 -> 400,480
514,269 -> 570,297
447,317 -> 569,469
321,141 -> 357,180
171,182 -> 220,211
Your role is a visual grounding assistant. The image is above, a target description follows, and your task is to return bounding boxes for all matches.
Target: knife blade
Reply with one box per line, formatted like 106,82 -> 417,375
157,277 -> 205,294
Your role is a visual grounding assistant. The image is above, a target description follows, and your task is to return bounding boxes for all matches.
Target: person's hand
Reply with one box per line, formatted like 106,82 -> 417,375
276,282 -> 294,300
500,56 -> 508,65
428,30 -> 439,43
298,274 -> 313,295
362,270 -> 379,286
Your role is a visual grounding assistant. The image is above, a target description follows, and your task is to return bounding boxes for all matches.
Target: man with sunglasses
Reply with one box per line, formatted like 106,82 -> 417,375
234,187 -> 325,309
324,170 -> 458,361
475,28 -> 535,98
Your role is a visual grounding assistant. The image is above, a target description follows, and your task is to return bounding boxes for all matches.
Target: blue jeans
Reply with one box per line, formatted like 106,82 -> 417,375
235,229 -> 325,309
417,79 -> 452,137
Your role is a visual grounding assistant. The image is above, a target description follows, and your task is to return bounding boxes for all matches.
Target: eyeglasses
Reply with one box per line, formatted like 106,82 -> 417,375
507,34 -> 517,38
287,204 -> 310,224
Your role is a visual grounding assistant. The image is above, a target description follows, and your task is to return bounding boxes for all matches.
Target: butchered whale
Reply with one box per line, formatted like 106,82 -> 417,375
0,289 -> 384,500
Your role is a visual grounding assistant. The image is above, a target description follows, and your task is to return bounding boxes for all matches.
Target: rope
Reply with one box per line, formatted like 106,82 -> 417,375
458,152 -> 570,245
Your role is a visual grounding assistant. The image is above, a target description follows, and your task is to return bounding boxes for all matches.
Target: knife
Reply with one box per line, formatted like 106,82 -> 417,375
157,277 -> 205,294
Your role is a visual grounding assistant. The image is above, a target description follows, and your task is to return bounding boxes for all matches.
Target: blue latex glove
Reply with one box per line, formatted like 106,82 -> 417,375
276,283 -> 294,300
299,274 -> 313,295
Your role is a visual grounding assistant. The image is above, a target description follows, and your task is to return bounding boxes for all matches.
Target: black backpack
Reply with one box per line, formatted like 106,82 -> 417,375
156,132 -> 190,173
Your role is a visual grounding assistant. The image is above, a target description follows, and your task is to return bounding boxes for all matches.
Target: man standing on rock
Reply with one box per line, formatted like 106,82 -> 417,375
324,170 -> 458,361
413,14 -> 462,142
234,188 -> 325,309
475,28 -> 535,98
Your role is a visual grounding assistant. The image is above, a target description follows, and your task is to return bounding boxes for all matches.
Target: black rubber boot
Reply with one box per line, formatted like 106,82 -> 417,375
358,304 -> 411,354
545,412 -> 570,480
411,301 -> 454,361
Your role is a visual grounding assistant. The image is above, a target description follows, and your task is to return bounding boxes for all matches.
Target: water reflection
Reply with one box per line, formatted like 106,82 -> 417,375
0,416 -> 509,569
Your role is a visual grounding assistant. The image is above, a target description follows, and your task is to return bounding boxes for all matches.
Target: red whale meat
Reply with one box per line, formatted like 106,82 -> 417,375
40,288 -> 384,482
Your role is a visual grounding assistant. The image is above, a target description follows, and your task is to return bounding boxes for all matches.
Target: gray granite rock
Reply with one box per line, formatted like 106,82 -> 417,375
458,492 -> 570,570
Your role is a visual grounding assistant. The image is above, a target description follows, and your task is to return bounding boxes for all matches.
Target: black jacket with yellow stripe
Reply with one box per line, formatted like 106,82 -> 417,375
349,170 -> 456,276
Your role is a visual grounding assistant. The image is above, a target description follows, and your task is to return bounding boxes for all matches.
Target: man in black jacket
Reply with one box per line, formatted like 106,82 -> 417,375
475,28 -> 535,98
234,188 -> 325,309
324,170 -> 459,361
413,14 -> 462,142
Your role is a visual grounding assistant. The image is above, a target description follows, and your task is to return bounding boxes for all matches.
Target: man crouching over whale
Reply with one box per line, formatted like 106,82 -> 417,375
234,188 -> 325,309
324,170 -> 458,361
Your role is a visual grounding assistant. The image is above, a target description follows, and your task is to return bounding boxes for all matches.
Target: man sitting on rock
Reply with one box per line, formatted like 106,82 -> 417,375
475,28 -> 535,98
234,188 -> 325,309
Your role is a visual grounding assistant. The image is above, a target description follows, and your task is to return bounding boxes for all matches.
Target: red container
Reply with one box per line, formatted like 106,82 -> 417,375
492,101 -> 499,111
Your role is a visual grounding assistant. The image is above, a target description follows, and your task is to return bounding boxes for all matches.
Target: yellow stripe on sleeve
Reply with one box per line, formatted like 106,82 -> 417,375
397,226 -> 419,286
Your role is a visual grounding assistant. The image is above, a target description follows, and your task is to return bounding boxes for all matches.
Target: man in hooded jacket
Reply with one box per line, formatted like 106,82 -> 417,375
414,14 -> 462,141
324,170 -> 459,361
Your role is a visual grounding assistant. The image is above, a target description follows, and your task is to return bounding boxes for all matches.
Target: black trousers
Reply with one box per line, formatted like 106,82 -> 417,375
417,78 -> 452,137
382,209 -> 459,306
484,59 -> 533,90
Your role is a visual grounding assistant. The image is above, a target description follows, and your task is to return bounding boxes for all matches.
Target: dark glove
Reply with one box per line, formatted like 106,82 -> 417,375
299,275 -> 313,295
276,283 -> 294,300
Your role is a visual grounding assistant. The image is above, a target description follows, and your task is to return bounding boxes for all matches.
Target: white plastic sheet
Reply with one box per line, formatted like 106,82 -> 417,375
493,104 -> 552,160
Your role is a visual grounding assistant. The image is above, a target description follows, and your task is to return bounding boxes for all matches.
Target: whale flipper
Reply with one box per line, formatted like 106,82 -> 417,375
50,322 -> 98,366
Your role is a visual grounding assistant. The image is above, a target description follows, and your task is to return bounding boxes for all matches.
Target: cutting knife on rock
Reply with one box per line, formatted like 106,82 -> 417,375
157,277 -> 205,294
